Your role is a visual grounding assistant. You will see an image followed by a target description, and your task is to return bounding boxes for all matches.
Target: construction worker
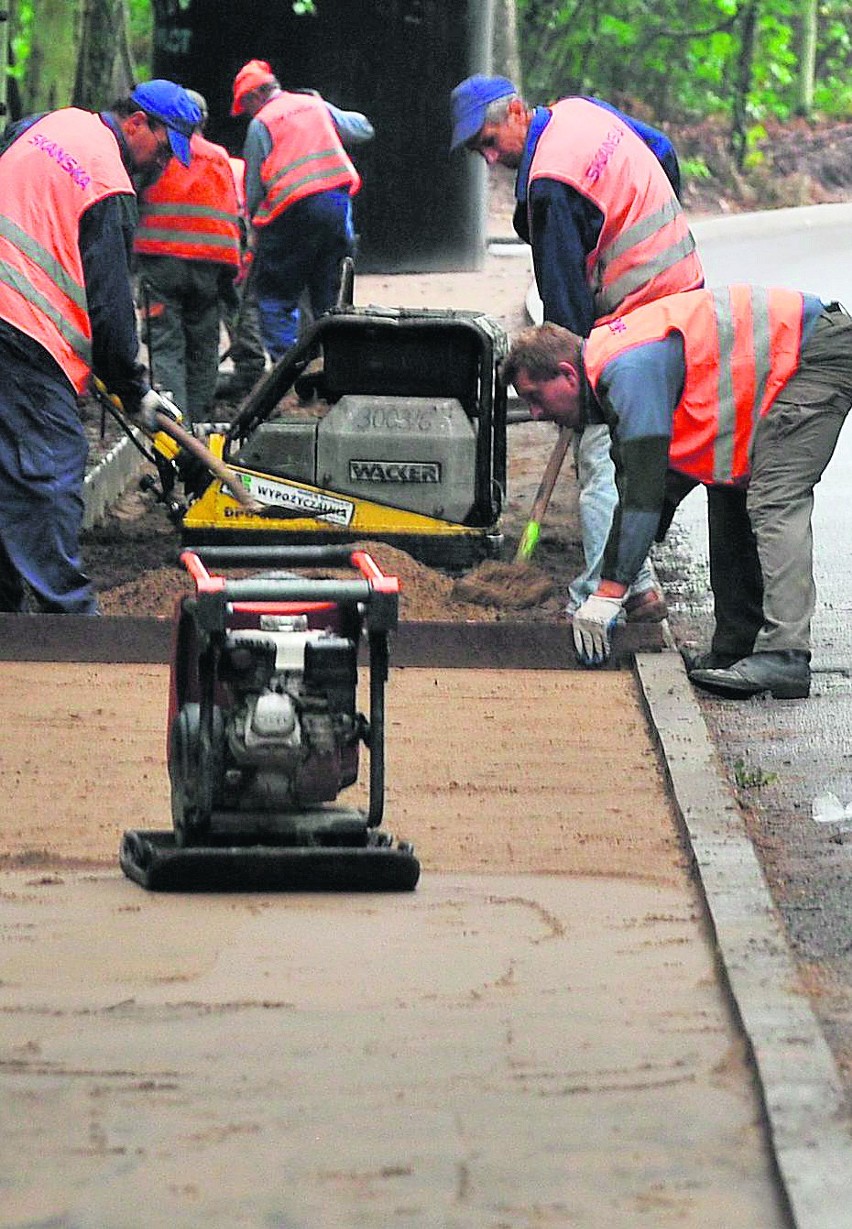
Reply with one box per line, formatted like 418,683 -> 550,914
230,59 -> 373,360
0,80 -> 200,613
216,153 -> 268,402
450,75 -> 705,626
502,293 -> 852,699
134,89 -> 242,425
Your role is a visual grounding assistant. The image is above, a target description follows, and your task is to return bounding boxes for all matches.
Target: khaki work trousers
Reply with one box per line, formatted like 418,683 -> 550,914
748,307 -> 852,654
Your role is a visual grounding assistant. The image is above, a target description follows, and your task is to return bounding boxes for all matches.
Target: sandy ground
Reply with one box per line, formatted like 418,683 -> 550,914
0,663 -> 788,1226
0,186 -> 791,1222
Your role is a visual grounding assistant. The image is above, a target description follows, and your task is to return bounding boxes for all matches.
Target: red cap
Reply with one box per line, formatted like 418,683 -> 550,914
231,59 -> 276,116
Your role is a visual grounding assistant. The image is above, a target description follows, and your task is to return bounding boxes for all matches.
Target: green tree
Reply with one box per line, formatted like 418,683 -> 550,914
3,0 -> 321,120
516,0 -> 852,166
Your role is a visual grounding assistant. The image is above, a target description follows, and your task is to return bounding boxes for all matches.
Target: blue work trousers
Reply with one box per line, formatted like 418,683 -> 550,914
253,189 -> 355,361
0,330 -> 97,613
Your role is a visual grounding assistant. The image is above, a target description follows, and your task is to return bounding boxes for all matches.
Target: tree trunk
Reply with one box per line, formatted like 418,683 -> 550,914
796,0 -> 818,118
74,0 -> 135,109
730,0 -> 759,170
492,0 -> 522,90
12,0 -> 81,114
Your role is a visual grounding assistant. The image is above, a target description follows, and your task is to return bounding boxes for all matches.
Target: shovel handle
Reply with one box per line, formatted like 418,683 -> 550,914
514,426 -> 573,562
152,414 -> 260,510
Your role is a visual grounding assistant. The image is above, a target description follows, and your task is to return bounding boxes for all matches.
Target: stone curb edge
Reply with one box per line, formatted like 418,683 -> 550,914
635,648 -> 852,1229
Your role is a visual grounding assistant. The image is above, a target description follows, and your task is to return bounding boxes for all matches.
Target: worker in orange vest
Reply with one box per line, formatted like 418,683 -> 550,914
451,76 -> 705,630
230,59 -> 373,360
0,80 -> 199,613
134,89 -> 241,424
215,153 -> 268,402
502,291 -> 852,699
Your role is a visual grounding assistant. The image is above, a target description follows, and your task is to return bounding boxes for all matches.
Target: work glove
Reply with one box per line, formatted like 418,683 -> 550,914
572,594 -> 625,667
131,388 -> 182,434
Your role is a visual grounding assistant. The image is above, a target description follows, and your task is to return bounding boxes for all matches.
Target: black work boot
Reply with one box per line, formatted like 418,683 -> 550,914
682,647 -> 745,673
689,650 -> 811,700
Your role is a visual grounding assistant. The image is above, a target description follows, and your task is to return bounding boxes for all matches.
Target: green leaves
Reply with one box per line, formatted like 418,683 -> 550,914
517,0 -> 852,130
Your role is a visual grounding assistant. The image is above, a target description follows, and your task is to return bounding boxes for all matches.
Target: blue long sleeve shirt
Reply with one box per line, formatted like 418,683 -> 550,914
514,100 -> 683,338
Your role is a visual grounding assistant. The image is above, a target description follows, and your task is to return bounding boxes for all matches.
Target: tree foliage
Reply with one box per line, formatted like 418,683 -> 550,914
4,0 -> 317,119
7,0 -> 852,171
517,0 -> 852,165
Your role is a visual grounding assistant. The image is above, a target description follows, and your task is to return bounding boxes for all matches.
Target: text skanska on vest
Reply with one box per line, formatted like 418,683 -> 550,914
28,134 -> 92,189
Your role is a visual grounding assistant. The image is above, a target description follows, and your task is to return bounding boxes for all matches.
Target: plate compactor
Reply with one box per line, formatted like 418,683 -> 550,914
119,544 -> 420,892
168,301 -> 509,569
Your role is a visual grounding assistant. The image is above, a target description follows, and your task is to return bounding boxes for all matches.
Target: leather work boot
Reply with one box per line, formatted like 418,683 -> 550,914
682,647 -> 745,673
624,589 -> 668,623
689,650 -> 811,700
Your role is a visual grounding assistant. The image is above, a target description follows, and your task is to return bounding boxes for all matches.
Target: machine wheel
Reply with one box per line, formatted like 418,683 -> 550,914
169,703 -> 224,847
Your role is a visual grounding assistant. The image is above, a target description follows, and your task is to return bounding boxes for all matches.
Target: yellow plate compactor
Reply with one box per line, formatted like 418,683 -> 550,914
179,303 -> 508,569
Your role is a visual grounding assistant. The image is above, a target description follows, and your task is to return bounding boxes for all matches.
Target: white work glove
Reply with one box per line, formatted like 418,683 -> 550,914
132,388 -> 182,433
572,594 -> 625,666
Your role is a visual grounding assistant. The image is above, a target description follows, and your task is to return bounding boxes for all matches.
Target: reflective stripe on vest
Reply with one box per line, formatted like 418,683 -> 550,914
529,99 -> 703,322
252,93 -> 360,227
583,285 -> 805,484
0,108 -> 133,391
134,134 -> 241,266
0,216 -> 92,364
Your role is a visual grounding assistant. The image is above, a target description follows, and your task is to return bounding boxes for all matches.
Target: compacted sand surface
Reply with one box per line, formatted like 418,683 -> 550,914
0,661 -> 789,1227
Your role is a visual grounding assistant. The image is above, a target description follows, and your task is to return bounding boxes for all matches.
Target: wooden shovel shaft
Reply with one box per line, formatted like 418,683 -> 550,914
152,413 -> 259,510
91,376 -> 261,511
514,426 -> 573,562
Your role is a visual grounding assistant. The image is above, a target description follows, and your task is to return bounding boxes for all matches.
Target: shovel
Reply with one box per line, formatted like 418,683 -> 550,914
91,377 -> 264,512
514,425 -> 573,562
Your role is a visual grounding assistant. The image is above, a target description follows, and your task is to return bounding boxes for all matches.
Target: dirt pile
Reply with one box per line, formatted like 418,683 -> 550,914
452,558 -> 554,608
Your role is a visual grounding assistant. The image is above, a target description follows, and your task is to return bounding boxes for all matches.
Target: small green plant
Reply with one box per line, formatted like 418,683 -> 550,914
733,757 -> 777,789
681,156 -> 712,180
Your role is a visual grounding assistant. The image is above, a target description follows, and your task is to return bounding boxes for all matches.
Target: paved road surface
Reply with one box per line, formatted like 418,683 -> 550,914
658,205 -> 852,1097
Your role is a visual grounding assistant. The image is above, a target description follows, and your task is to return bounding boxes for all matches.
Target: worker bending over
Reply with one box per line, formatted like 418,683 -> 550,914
450,74 -> 704,625
230,59 -> 373,360
0,80 -> 199,613
503,290 -> 852,699
134,89 -> 242,425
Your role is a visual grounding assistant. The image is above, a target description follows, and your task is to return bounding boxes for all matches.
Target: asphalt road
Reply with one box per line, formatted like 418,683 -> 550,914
656,204 -> 852,1094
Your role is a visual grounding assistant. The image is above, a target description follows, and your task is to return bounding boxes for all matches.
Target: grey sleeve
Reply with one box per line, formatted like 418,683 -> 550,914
243,120 -> 274,219
326,103 -> 374,147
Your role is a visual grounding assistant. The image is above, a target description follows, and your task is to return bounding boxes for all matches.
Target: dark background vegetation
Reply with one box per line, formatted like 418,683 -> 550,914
4,1 -> 852,220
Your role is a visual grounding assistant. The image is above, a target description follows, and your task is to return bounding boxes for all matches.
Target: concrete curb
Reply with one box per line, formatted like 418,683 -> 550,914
83,430 -> 147,530
636,649 -> 852,1229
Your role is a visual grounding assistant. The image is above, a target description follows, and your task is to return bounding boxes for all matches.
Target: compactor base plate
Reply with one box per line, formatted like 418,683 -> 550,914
119,829 -> 421,893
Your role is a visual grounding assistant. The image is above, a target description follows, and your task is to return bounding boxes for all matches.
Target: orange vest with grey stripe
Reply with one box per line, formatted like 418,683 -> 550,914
0,108 -> 133,393
252,92 -> 360,228
530,99 -> 703,321
134,133 -> 241,267
584,286 -> 805,484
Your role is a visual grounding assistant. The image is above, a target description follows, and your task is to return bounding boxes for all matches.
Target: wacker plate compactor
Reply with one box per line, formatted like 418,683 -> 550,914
120,544 -> 420,892
180,302 -> 509,568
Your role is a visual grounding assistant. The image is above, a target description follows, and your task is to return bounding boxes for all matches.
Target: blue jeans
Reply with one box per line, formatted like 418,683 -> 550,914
0,328 -> 97,613
254,189 -> 355,361
566,423 -> 657,612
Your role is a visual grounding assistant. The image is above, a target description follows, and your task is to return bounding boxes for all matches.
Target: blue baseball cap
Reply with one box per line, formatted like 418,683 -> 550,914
131,80 -> 202,167
449,74 -> 517,152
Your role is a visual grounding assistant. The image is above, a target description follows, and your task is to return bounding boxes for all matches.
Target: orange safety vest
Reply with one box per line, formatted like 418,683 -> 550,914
251,92 -> 360,228
229,156 -> 247,218
584,286 -> 806,484
529,99 -> 703,322
0,108 -> 133,392
134,132 -> 241,267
